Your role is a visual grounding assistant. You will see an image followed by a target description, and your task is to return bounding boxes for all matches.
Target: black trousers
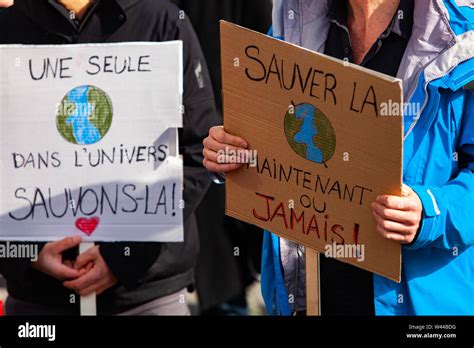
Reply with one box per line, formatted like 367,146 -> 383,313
319,256 -> 376,316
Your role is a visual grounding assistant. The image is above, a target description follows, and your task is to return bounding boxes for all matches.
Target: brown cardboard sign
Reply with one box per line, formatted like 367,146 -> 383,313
221,21 -> 403,282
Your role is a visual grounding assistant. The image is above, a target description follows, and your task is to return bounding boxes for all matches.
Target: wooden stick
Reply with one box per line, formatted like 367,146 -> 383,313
306,248 -> 321,316
79,242 -> 97,316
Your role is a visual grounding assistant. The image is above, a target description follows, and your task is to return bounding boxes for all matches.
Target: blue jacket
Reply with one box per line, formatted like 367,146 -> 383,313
262,0 -> 474,316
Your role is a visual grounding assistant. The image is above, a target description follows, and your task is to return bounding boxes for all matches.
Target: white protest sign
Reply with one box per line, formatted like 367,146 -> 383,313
0,42 -> 184,242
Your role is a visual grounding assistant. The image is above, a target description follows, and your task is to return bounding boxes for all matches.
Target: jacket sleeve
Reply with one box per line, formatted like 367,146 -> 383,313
407,90 -> 474,250
0,243 -> 45,282
99,242 -> 162,289
101,11 -> 218,289
177,9 -> 220,221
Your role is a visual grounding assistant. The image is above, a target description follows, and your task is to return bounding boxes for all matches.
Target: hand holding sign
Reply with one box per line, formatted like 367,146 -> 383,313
220,22 -> 403,281
63,245 -> 118,296
1,42 -> 185,317
203,126 -> 250,173
0,42 -> 184,243
32,236 -> 84,281
371,184 -> 423,244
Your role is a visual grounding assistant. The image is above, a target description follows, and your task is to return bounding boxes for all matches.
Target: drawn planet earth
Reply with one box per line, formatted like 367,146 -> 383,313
56,85 -> 113,145
284,103 -> 336,164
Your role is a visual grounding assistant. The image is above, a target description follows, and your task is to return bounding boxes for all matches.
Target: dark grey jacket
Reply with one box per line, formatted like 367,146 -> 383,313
0,0 -> 219,315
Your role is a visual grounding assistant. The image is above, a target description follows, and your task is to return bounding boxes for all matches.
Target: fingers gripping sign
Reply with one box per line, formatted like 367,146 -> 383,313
371,184 -> 423,244
63,244 -> 117,297
203,126 -> 251,173
32,236 -> 83,281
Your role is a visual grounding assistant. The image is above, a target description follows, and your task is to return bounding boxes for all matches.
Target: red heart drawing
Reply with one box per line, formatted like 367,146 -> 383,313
75,217 -> 100,236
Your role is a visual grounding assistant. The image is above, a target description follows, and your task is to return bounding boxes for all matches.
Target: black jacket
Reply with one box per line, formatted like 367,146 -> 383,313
172,0 -> 273,113
0,0 -> 218,315
171,0 -> 271,311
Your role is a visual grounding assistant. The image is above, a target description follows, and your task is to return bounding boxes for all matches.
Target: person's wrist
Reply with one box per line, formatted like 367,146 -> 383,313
408,214 -> 423,245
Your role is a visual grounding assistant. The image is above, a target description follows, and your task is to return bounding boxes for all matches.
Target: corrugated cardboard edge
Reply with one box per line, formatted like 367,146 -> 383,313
220,20 -> 402,284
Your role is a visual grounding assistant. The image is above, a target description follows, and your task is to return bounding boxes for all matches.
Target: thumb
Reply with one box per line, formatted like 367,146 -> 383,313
401,184 -> 413,197
74,246 -> 99,270
55,263 -> 81,280
52,236 -> 83,254
77,262 -> 94,276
